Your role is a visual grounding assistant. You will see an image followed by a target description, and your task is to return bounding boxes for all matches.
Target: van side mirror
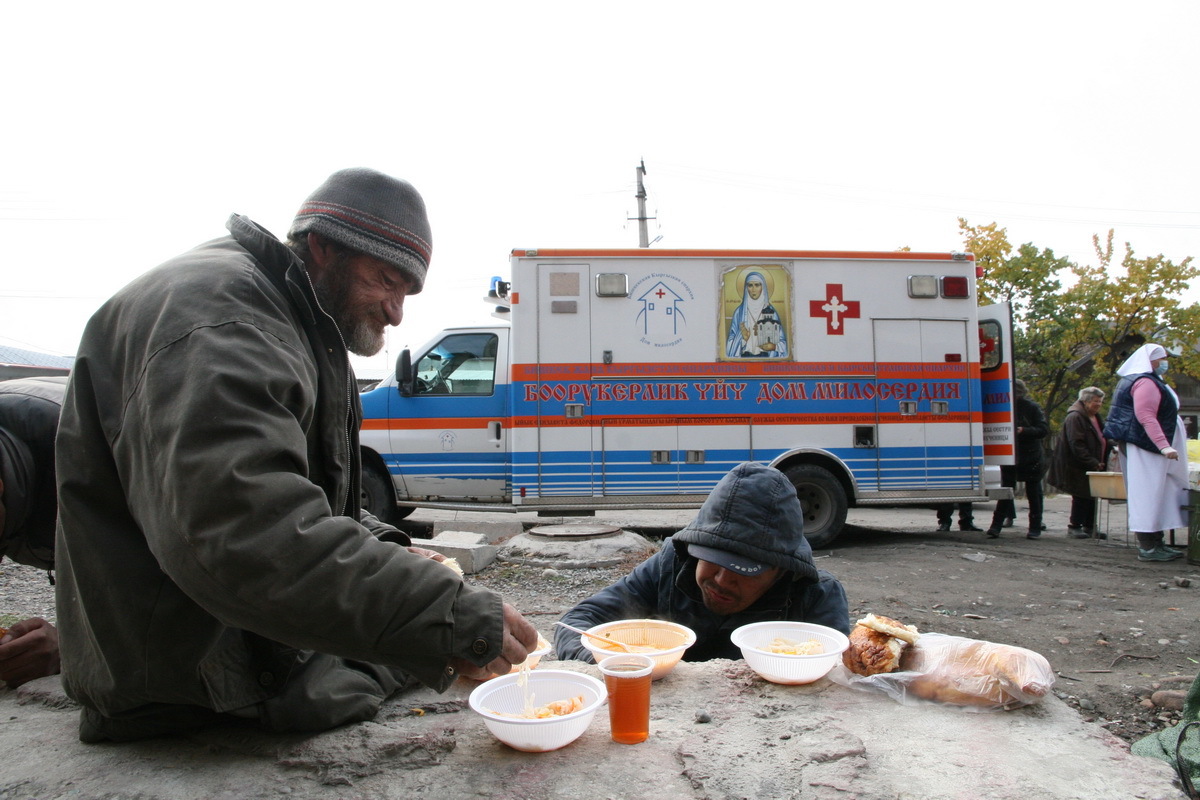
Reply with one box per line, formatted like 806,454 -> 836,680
397,349 -> 414,396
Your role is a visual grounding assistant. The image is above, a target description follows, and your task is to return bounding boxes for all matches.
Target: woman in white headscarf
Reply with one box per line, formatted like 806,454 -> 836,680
1102,343 -> 1189,561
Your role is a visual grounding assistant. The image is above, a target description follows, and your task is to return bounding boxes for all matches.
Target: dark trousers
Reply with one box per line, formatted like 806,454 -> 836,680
937,503 -> 974,526
991,466 -> 1044,532
1069,495 -> 1097,530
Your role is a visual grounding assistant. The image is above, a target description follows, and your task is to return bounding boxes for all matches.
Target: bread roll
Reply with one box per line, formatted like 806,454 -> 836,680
901,636 -> 1052,708
857,613 -> 920,644
841,614 -> 920,676
842,625 -> 906,676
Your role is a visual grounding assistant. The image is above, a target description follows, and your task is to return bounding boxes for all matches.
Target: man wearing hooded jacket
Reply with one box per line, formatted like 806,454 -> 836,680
55,169 -> 536,742
0,375 -> 66,687
555,462 -> 849,663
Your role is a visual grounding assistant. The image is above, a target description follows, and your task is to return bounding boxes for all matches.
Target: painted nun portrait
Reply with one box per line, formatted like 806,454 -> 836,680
725,271 -> 789,358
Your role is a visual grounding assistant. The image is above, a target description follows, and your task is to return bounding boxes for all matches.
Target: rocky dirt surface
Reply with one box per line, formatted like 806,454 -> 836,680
2,494 -> 1195,750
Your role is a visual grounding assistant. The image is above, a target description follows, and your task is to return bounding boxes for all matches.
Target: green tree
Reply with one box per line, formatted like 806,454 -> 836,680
960,219 -> 1199,432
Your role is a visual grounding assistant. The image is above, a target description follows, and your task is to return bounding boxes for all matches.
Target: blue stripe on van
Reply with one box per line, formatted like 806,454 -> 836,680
382,445 -> 982,498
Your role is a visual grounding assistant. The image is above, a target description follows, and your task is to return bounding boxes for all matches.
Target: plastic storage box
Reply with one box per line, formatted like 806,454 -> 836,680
1087,471 -> 1127,500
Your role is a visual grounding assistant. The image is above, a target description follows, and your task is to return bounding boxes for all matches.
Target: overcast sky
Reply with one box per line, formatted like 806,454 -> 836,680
3,1 -> 1197,377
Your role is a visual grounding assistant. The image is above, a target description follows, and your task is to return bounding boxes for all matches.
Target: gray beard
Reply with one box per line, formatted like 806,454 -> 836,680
342,317 -> 385,357
310,255 -> 385,357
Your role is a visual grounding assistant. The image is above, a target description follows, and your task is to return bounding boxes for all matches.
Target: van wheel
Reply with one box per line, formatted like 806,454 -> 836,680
361,461 -> 412,524
783,464 -> 847,549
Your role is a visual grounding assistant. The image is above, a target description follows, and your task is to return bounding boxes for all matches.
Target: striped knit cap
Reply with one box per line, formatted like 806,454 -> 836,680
288,168 -> 432,293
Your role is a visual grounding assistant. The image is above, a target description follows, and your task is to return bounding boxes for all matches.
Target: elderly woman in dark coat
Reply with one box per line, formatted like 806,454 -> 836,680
1048,386 -> 1108,539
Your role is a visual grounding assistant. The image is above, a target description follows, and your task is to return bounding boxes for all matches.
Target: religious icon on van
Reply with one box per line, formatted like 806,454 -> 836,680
720,264 -> 792,360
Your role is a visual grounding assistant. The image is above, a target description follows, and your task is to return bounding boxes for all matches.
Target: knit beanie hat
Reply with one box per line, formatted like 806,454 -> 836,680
288,168 -> 433,293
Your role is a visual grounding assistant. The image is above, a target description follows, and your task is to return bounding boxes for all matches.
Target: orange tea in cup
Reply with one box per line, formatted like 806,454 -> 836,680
598,654 -> 653,744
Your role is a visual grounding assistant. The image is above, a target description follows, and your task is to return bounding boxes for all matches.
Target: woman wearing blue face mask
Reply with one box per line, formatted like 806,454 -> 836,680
1103,343 -> 1189,561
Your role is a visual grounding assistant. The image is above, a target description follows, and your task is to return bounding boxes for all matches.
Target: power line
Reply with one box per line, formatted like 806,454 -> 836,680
651,162 -> 1200,230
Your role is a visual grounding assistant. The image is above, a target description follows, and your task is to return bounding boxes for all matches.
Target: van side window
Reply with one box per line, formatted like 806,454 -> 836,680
414,333 -> 498,396
978,321 -> 1002,371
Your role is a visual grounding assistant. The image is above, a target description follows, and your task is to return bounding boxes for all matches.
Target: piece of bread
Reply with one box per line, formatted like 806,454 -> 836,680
842,625 -> 907,676
901,636 -> 1052,708
841,614 -> 921,676
857,613 -> 920,645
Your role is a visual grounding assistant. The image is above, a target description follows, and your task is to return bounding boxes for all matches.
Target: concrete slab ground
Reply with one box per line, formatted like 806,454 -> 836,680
1,660 -> 1180,800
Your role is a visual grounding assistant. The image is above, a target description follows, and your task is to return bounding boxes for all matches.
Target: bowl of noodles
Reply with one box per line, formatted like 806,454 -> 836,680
468,669 -> 606,752
730,621 -> 849,685
579,619 -> 696,680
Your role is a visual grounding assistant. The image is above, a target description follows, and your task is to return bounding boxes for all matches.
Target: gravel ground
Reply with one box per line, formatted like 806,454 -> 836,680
0,563 -> 56,629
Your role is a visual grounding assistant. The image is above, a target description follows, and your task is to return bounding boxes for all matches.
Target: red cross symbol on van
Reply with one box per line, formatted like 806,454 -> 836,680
809,283 -> 860,335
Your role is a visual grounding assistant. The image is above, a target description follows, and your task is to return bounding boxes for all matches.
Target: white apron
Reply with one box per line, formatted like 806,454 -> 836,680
1119,421 -> 1190,533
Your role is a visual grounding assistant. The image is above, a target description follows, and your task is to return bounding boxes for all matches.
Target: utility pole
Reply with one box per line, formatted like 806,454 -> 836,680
629,159 -> 656,248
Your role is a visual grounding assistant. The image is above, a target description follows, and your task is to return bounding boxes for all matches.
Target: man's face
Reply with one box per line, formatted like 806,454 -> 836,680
311,252 -> 412,357
747,280 -> 763,300
1084,396 -> 1103,415
694,558 -> 782,616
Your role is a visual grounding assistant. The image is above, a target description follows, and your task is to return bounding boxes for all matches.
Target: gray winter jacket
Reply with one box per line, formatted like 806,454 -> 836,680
0,376 -> 66,570
55,215 -> 505,739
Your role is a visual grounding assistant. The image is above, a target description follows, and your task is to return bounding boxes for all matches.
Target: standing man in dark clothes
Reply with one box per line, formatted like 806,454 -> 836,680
987,379 -> 1049,539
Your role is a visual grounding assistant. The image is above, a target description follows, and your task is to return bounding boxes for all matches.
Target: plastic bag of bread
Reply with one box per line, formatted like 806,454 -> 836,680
830,632 -> 1055,712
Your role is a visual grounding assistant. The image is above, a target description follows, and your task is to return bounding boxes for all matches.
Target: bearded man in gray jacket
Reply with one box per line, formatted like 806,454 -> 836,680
55,168 -> 536,742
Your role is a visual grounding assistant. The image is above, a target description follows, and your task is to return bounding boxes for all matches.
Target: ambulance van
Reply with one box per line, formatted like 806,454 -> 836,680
359,248 -> 1015,547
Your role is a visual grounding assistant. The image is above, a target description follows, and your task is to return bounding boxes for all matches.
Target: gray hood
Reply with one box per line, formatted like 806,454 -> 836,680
673,462 -> 818,582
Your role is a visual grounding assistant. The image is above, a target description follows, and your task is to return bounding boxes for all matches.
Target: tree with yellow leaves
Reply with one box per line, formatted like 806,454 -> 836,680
960,219 -> 1198,430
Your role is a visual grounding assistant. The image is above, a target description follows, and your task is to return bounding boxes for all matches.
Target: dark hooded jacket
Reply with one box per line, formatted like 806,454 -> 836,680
554,463 -> 849,662
0,376 -> 67,570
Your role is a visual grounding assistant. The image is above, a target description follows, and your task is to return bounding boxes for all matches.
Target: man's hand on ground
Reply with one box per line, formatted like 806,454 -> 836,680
0,617 -> 60,687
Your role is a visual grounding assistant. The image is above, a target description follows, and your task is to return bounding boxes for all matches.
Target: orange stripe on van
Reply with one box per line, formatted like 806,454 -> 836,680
362,418 -> 492,431
511,248 -> 973,262
511,361 -> 980,381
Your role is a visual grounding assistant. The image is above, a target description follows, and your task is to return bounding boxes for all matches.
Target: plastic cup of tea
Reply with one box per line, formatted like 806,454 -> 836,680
597,653 -> 654,744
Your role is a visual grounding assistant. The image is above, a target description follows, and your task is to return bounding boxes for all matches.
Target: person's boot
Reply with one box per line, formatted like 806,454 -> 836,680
936,521 -> 951,532
959,521 -> 983,532
985,527 -> 1001,539
1069,527 -> 1091,539
1026,529 -> 1041,539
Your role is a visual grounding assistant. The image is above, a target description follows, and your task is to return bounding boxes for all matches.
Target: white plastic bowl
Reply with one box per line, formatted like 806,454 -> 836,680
730,621 -> 850,685
579,619 -> 697,681
499,634 -> 552,676
468,669 -> 606,752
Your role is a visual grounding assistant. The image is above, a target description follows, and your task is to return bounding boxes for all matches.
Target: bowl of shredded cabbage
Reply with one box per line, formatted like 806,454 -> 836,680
579,619 -> 696,680
468,669 -> 606,752
730,621 -> 849,685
